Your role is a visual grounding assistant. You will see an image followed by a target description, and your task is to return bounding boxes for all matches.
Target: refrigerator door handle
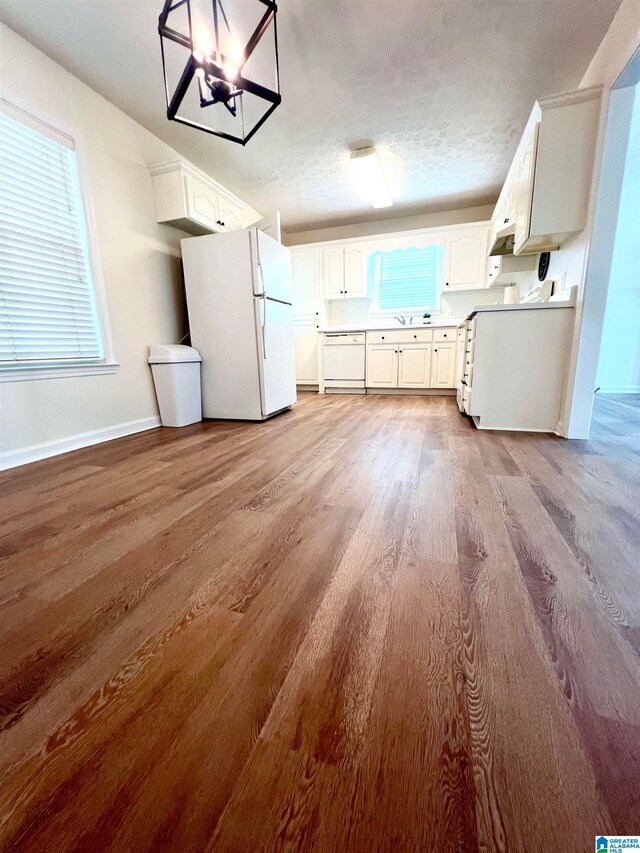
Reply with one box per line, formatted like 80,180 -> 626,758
258,262 -> 266,298
258,293 -> 266,359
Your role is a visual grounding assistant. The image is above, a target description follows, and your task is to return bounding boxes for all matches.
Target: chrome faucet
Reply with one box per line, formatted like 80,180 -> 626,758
394,315 -> 406,325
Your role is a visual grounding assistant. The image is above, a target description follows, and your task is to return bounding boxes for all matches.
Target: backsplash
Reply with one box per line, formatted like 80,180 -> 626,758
327,287 -> 506,326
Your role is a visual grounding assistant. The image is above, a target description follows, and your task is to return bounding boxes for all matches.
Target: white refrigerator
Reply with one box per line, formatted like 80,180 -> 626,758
181,228 -> 296,420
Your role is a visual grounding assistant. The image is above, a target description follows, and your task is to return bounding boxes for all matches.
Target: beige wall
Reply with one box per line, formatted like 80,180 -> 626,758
282,204 -> 495,246
0,24 -> 190,466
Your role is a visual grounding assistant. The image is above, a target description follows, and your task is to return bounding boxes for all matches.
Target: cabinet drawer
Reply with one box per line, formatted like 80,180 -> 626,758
463,386 -> 473,415
466,338 -> 476,362
366,328 -> 433,345
433,327 -> 455,343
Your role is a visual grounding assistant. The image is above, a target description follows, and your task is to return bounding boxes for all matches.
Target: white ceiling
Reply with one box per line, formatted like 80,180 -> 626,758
0,0 -> 621,232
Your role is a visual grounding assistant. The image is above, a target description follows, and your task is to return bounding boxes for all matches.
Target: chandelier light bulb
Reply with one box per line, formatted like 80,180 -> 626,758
193,27 -> 212,62
228,39 -> 244,65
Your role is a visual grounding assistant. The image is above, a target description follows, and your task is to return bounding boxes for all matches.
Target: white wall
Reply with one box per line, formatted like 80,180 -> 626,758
282,204 -> 495,246
555,0 -> 640,436
596,83 -> 640,392
0,25 -> 190,468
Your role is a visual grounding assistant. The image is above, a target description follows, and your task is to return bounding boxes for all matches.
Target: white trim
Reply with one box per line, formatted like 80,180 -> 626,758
596,385 -> 640,394
0,415 -> 161,471
0,97 -> 117,373
471,417 -> 556,433
0,362 -> 120,383
366,388 -> 456,396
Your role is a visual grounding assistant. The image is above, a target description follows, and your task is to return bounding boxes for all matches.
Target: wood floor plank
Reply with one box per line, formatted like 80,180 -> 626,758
492,472 -> 640,830
0,392 -> 638,851
449,435 -> 612,851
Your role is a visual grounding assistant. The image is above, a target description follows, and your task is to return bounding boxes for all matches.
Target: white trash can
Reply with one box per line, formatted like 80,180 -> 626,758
148,344 -> 202,427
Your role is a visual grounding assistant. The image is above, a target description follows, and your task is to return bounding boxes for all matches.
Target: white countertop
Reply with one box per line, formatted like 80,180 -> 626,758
320,319 -> 463,334
465,296 -> 575,320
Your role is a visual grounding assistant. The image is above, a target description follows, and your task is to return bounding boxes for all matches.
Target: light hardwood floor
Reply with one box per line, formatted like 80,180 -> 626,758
1,392 -> 639,851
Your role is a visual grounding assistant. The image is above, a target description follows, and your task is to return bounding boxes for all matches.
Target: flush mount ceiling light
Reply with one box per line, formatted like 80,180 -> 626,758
350,147 -> 393,209
158,0 -> 281,145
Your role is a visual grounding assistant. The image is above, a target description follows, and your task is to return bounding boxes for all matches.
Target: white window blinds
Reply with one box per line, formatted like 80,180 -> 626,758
373,245 -> 443,311
0,111 -> 104,367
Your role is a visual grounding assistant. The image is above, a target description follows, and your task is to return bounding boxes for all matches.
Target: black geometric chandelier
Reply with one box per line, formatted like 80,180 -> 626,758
158,0 -> 281,145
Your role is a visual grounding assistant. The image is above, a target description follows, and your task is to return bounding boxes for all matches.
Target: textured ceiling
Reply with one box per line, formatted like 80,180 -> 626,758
0,0 -> 622,232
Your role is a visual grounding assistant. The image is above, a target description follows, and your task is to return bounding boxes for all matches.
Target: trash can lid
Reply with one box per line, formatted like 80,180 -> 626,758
148,344 -> 201,364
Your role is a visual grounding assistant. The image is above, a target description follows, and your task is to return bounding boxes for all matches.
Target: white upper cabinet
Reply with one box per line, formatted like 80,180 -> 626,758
513,123 -> 539,253
149,158 -> 261,236
323,247 -> 345,299
322,244 -> 370,300
491,87 -> 602,256
183,174 -> 220,233
443,225 -> 489,291
217,195 -> 244,232
291,248 -> 322,319
344,244 -> 369,298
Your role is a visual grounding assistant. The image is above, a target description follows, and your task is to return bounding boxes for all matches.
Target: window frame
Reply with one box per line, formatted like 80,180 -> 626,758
367,233 -> 446,318
0,98 -> 118,383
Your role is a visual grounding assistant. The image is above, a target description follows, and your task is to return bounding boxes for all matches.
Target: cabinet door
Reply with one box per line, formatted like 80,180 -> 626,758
323,247 -> 345,299
344,244 -> 369,298
291,249 -> 321,319
444,227 -> 488,291
184,174 -> 220,232
217,196 -> 244,231
398,343 -> 432,388
294,322 -> 319,384
431,342 -> 456,388
366,345 -> 398,387
514,123 -> 539,253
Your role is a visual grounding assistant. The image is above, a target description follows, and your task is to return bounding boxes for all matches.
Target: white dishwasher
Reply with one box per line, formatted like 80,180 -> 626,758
323,333 -> 366,393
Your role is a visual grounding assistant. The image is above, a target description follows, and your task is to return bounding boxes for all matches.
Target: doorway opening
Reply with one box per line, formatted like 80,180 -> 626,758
576,46 -> 640,439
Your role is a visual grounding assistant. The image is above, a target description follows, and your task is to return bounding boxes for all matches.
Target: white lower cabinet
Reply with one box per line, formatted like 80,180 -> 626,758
365,328 -> 456,390
431,342 -> 456,387
398,344 -> 432,387
294,323 -> 320,384
366,344 -> 399,387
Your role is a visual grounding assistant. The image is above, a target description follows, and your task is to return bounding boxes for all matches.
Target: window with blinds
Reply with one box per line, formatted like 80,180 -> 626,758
372,245 -> 443,312
0,111 -> 104,370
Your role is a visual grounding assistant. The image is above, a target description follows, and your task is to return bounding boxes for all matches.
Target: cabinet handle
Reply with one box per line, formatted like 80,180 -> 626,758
445,282 -> 449,287
413,334 -> 417,338
316,311 -> 319,315
434,348 -> 438,352
399,349 -> 403,353
381,336 -> 385,340
504,217 -> 509,224
395,349 -> 398,354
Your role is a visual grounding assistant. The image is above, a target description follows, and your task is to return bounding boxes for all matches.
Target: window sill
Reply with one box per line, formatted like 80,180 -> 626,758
0,362 -> 120,383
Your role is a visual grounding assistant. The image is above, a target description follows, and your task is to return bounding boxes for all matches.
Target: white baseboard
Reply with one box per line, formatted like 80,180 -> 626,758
596,385 -> 640,394
366,388 -> 456,396
0,415 -> 161,471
